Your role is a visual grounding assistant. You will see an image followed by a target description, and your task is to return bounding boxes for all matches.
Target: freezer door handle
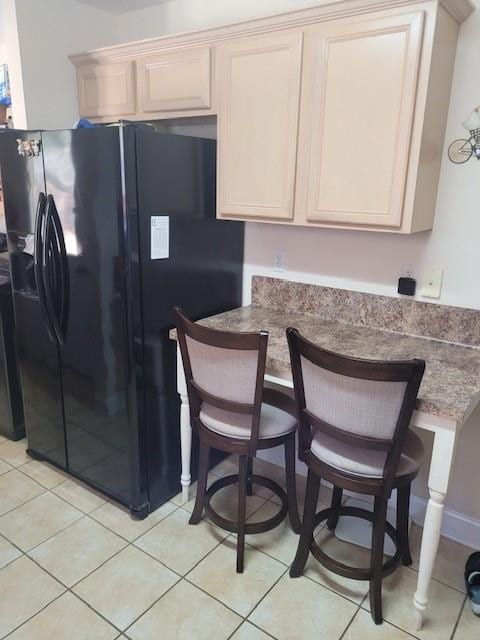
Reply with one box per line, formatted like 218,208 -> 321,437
51,195 -> 70,343
42,195 -> 69,345
33,192 -> 56,342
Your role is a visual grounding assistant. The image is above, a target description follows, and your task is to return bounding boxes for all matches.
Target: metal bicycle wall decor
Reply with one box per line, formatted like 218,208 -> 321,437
448,106 -> 480,164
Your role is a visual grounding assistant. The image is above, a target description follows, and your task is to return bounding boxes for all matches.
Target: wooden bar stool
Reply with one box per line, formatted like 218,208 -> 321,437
286,327 -> 425,624
175,308 -> 301,573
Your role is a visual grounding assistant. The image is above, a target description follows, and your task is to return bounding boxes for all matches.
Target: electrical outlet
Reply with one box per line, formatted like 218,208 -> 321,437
401,264 -> 416,279
421,266 -> 443,299
273,248 -> 286,272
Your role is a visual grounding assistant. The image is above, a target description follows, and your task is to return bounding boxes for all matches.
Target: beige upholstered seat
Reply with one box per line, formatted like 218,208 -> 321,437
186,335 -> 259,404
301,356 -> 408,439
199,402 -> 296,440
301,354 -> 425,479
311,428 -> 425,479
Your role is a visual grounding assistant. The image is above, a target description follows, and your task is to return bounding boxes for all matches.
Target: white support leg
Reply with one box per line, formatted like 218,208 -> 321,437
413,424 -> 457,631
177,345 -> 192,504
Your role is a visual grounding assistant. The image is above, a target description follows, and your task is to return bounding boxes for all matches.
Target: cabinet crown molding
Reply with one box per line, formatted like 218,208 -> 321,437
69,0 -> 474,66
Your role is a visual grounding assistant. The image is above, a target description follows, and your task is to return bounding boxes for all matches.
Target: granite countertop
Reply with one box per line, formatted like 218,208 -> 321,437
171,305 -> 480,424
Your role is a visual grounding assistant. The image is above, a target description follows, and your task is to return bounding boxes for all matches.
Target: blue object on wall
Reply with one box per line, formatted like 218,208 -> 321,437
0,65 -> 11,107
73,118 -> 98,129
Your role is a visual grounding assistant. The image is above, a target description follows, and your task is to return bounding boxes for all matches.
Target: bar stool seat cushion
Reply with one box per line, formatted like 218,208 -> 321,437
310,428 -> 424,479
199,402 -> 296,440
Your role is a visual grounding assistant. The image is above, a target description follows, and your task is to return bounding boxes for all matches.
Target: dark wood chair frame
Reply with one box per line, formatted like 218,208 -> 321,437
286,327 -> 425,624
175,308 -> 301,573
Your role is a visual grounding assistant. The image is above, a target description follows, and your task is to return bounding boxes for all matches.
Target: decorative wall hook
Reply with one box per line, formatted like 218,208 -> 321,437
448,106 -> 480,164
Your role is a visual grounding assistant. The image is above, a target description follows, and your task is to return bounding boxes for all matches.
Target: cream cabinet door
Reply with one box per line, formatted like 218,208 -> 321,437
217,32 -> 303,220
138,47 -> 211,113
77,61 -> 136,118
299,11 -> 424,228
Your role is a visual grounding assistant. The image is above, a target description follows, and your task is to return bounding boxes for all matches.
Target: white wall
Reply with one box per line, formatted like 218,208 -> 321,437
0,1 -> 5,61
115,0 -> 333,42
10,0 -> 119,129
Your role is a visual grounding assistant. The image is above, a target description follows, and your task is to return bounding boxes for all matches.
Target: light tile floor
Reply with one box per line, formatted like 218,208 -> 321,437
0,439 -> 477,640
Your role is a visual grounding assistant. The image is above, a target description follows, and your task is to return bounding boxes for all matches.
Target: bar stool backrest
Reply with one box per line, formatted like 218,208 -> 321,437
287,328 -> 425,489
175,308 -> 268,449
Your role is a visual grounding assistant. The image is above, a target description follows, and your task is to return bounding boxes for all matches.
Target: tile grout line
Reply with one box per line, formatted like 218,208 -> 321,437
15,458 -> 69,487
220,486 -> 466,640
4,469 -> 269,633
226,618 -> 279,640
1,591 -> 68,639
0,480 -> 406,636
17,537 -> 136,635
9,456 -> 474,585
337,604 -> 362,640
2,584 -> 123,640
119,486 -> 276,636
122,518 -> 250,635
404,562 -> 468,595
382,620 -> 422,640
243,620 -> 279,639
0,484 -> 49,519
357,583 -> 459,640
0,498 -> 138,637
340,592 -> 423,640
85,500 -> 183,545
300,566 -> 369,608
449,595 -> 468,640
242,565 -> 290,631
136,491 -> 294,632
119,572 -> 184,638
0,487 -> 188,638
6,507 -> 189,638
1,454 -> 471,639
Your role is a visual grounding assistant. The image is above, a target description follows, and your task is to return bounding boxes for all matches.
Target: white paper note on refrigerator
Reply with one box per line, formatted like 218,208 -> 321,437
151,216 -> 169,260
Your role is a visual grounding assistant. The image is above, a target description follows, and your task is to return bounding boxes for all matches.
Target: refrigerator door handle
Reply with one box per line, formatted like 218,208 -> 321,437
42,195 -> 69,345
33,192 -> 57,342
48,195 -> 69,343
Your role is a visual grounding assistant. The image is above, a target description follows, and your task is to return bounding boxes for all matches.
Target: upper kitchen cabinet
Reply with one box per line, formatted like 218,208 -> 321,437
77,60 -> 136,118
216,32 -> 302,221
71,0 -> 474,232
293,2 -> 464,232
137,47 -> 212,113
297,11 -> 424,229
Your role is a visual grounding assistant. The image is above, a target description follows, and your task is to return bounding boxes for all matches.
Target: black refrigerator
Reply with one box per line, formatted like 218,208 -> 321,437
0,125 -> 244,516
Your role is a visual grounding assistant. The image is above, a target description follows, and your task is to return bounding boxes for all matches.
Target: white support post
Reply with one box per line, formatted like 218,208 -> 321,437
177,344 -> 192,504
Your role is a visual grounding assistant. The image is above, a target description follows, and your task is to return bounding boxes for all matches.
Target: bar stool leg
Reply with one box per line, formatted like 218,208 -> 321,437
246,457 -> 253,497
189,441 -> 210,525
370,495 -> 388,624
284,433 -> 301,533
397,484 -> 413,566
290,470 -> 320,577
236,455 -> 248,573
327,486 -> 343,531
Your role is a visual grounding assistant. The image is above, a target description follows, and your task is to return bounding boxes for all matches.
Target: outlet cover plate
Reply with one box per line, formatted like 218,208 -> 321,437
421,267 -> 443,299
401,264 -> 416,279
273,248 -> 286,272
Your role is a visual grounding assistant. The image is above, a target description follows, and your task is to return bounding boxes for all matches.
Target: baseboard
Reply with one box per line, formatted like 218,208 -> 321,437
410,495 -> 480,550
256,450 -> 480,550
